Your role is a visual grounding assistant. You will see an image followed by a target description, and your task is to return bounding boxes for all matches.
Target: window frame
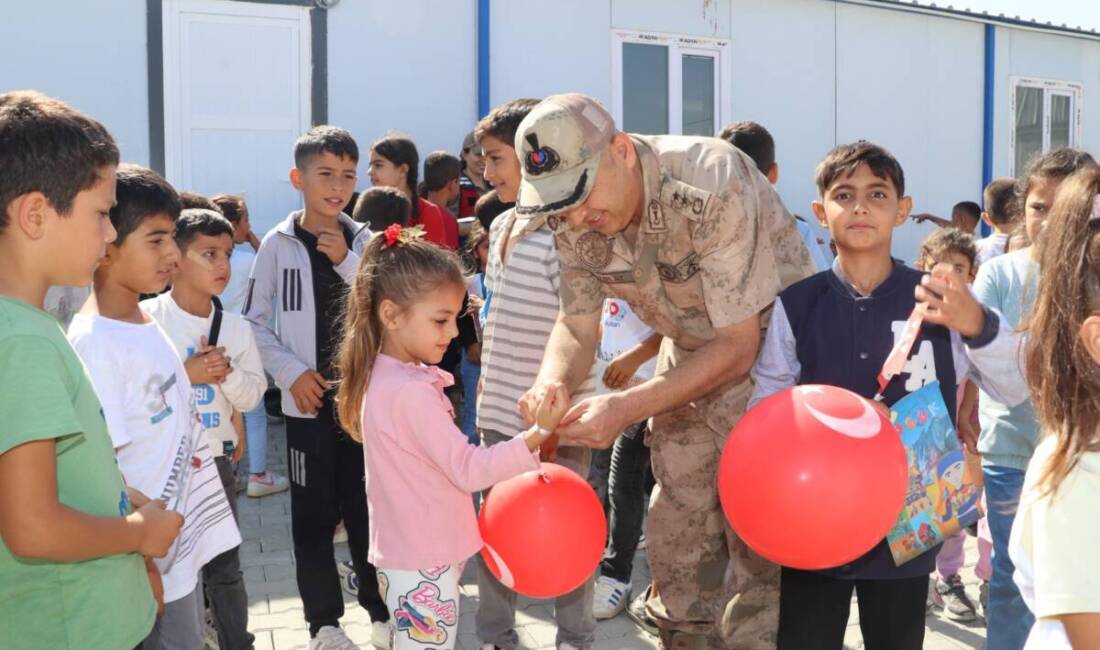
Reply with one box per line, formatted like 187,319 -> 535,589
611,29 -> 732,136
1009,76 -> 1083,176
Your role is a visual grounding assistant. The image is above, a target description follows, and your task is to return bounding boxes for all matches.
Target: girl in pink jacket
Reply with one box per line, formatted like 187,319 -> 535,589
335,224 -> 566,650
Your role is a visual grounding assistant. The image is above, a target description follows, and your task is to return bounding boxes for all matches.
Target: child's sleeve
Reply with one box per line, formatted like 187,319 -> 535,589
954,305 -> 1030,408
219,318 -> 267,412
70,336 -> 132,450
244,236 -> 311,390
0,338 -> 82,454
1015,465 -> 1100,619
393,380 -> 538,493
333,227 -> 368,284
748,296 -> 800,410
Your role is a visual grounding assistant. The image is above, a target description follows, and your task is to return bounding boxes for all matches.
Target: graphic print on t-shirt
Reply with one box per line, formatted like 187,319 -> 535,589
891,320 -> 938,391
145,373 -> 176,424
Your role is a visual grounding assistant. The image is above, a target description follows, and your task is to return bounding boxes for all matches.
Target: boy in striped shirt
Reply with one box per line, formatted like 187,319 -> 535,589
473,99 -> 598,650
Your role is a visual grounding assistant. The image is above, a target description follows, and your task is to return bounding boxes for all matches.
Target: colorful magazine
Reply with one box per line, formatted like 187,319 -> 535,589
886,382 -> 981,566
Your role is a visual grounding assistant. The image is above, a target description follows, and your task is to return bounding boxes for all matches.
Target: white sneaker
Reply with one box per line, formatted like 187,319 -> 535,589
593,575 -> 631,620
247,471 -> 289,497
308,625 -> 360,650
370,621 -> 392,649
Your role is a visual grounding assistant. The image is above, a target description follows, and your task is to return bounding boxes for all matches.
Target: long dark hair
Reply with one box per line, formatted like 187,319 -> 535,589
1025,165 -> 1100,496
371,135 -> 421,218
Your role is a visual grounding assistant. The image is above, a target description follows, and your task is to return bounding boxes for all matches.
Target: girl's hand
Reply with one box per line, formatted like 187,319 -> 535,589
535,384 -> 569,433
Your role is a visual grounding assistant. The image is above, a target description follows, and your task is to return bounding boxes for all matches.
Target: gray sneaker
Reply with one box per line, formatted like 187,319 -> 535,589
627,586 -> 658,637
308,625 -> 361,650
937,575 -> 978,622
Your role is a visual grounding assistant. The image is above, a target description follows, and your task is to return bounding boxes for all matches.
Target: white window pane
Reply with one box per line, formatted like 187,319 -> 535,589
682,55 -> 715,136
1015,86 -> 1043,174
1051,94 -> 1072,149
622,43 -> 668,134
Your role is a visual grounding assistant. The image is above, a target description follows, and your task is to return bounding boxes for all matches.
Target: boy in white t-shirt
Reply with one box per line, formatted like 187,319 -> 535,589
592,299 -> 662,622
975,178 -> 1019,266
211,193 -> 290,498
68,165 -> 242,650
142,208 -> 266,650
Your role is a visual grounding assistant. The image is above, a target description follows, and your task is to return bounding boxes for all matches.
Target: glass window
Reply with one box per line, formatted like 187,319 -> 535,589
1014,85 -> 1043,177
681,54 -> 715,136
622,43 -> 668,134
1050,93 -> 1072,149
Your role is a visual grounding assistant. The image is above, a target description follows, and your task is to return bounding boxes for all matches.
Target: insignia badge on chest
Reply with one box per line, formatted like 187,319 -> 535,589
574,231 -> 614,270
646,200 -> 667,232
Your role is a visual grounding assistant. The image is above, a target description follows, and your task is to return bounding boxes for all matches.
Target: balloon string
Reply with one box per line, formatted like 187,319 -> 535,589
874,308 -> 924,402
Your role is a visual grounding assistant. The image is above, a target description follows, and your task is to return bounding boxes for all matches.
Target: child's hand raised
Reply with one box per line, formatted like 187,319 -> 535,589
915,262 -> 985,338
535,384 -> 569,433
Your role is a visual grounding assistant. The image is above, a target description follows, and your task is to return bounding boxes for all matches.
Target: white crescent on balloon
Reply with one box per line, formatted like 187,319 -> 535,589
482,543 -> 515,589
796,386 -> 882,439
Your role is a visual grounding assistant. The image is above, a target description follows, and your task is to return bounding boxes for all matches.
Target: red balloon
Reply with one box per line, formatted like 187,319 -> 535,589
718,385 -> 907,570
479,463 -> 606,598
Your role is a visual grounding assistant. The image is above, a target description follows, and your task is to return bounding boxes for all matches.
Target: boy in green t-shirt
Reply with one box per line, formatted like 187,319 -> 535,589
0,90 -> 183,650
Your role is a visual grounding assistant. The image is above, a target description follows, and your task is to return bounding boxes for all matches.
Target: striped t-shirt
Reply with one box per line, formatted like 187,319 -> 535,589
477,210 -> 595,438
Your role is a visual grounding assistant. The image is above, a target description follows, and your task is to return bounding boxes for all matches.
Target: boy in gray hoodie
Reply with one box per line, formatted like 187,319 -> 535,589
244,126 -> 389,650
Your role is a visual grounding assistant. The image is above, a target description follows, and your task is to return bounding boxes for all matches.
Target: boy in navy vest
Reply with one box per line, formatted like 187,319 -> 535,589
749,141 -> 1028,650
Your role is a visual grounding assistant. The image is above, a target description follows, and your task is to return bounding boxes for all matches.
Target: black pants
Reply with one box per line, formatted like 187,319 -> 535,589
203,456 -> 255,650
285,399 -> 389,636
777,567 -> 927,650
599,422 -> 652,584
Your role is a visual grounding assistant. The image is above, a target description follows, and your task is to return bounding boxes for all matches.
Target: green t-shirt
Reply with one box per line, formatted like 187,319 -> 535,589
0,296 -> 154,649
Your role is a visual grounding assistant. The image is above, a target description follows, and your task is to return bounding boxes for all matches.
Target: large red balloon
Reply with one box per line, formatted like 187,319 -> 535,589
718,385 -> 907,570
479,463 -> 606,598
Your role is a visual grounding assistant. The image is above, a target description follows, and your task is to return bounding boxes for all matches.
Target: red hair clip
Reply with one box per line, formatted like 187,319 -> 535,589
384,223 -> 402,248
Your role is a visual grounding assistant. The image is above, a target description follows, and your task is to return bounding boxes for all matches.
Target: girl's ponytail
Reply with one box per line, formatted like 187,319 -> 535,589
335,226 -> 465,440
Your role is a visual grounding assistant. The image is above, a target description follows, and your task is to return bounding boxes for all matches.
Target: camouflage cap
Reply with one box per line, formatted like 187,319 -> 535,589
514,93 -> 615,215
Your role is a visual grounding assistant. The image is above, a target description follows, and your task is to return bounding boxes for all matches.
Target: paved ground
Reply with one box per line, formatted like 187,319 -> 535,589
237,419 -> 991,649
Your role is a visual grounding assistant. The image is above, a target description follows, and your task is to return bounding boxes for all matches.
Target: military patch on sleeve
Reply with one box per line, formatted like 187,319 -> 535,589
659,178 -> 712,220
655,253 -> 701,283
574,231 -> 614,270
646,200 -> 667,233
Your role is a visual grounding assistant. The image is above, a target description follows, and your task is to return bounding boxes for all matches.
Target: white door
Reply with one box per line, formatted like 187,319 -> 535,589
163,0 -> 311,237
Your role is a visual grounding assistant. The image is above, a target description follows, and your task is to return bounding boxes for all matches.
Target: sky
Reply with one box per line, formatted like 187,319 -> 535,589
920,0 -> 1100,33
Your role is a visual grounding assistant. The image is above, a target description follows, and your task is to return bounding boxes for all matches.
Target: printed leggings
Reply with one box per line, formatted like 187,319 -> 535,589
379,563 -> 464,650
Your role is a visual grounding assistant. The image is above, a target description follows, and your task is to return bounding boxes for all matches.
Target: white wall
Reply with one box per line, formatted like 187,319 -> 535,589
729,0 -> 836,241
490,0 -> 611,108
992,26 -> 1100,179
326,0 -> 478,188
835,3 -> 985,262
612,0 -> 731,39
0,1 -> 150,166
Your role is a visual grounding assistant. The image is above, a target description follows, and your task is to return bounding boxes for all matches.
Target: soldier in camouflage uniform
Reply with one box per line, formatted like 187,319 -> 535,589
514,94 -> 814,649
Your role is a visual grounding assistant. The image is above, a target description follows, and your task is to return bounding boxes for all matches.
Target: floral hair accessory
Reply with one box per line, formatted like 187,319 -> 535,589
383,224 -> 426,248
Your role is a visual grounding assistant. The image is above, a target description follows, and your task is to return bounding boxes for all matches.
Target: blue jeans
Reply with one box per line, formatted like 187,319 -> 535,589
244,402 -> 268,475
984,465 -> 1033,650
459,351 -> 480,445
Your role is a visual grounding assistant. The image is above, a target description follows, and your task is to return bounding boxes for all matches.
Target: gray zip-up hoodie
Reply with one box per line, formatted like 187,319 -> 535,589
244,210 -> 371,419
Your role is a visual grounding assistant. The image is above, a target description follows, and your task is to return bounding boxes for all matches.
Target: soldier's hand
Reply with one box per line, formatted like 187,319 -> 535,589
555,393 -> 629,450
519,380 -> 569,426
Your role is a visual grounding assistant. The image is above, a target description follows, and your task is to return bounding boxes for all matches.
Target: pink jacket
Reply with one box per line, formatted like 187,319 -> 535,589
361,353 -> 539,570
